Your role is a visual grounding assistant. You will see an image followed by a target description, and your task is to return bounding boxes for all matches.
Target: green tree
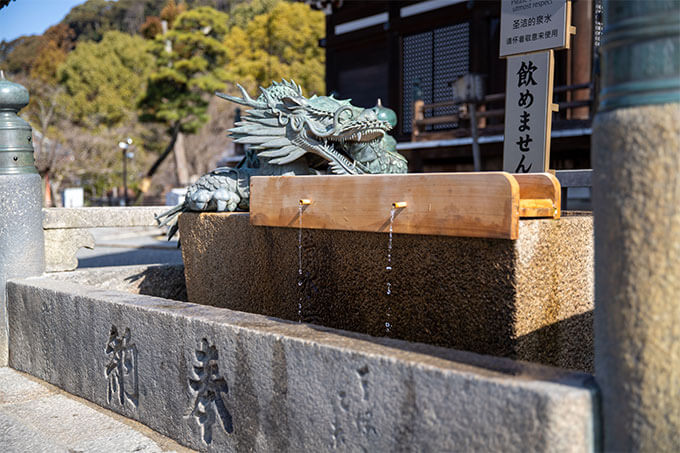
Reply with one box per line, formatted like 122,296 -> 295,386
33,31 -> 155,203
30,24 -> 76,83
160,0 -> 187,27
61,0 -> 233,43
139,6 -> 230,186
223,1 -> 325,95
227,0 -> 279,29
59,31 -> 153,128
0,35 -> 45,74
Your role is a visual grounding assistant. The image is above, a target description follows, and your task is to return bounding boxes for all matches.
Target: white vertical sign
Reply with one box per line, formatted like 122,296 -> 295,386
502,50 -> 554,173
499,0 -> 569,57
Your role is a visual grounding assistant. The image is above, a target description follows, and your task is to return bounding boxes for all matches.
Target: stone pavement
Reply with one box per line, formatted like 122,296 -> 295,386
0,367 -> 194,453
76,227 -> 182,268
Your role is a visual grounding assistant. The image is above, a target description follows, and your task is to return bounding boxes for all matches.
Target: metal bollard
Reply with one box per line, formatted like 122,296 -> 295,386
0,72 -> 45,366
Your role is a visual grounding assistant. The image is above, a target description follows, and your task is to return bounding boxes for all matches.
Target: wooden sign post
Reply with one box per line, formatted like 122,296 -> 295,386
500,0 -> 573,173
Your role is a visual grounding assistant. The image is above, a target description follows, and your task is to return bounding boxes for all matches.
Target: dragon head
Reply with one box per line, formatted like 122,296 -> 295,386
217,80 -> 407,175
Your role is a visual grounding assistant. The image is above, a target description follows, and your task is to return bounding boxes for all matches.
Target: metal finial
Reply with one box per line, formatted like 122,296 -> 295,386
0,70 -> 5,80
377,98 -> 382,107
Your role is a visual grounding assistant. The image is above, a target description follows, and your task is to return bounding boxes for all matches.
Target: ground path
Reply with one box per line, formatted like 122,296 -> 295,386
0,367 -> 193,452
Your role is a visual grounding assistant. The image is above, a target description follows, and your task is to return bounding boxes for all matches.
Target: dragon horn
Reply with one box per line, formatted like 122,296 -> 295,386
290,78 -> 302,95
216,84 -> 265,108
259,86 -> 276,107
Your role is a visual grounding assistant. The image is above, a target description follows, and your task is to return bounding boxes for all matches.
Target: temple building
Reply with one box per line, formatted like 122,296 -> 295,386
312,0 -> 601,172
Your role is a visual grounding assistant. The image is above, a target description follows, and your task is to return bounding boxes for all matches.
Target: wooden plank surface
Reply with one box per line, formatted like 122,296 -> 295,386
519,199 -> 555,217
514,172 -> 561,218
250,173 -> 520,239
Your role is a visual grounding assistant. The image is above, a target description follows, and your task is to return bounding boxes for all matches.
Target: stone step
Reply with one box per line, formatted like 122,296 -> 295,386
0,367 -> 194,453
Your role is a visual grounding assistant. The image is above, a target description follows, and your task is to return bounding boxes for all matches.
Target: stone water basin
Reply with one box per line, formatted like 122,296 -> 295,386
179,211 -> 594,372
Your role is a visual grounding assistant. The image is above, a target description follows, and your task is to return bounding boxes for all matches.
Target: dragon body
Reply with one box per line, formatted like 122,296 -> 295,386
157,80 -> 408,237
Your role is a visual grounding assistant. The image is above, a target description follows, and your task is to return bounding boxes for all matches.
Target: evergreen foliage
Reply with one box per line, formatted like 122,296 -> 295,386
140,6 -> 230,134
59,31 -> 154,128
0,0 -> 327,203
224,1 -> 325,95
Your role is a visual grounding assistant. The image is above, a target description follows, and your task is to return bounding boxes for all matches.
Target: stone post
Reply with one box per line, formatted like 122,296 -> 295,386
592,1 -> 680,450
0,74 -> 45,366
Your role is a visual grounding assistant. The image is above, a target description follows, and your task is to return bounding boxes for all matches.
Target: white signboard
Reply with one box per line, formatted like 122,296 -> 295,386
62,187 -> 84,208
503,50 -> 554,173
499,0 -> 569,57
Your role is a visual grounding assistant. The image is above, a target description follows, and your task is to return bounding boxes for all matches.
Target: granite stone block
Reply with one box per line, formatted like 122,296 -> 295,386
7,276 -> 598,452
179,212 -> 594,371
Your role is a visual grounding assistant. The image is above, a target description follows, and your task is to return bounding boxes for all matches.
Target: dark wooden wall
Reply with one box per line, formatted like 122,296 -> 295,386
323,0 -> 595,170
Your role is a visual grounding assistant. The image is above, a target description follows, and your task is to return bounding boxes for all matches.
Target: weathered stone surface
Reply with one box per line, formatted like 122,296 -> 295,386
0,367 -> 193,452
43,206 -> 167,229
42,206 -> 172,272
0,173 -> 45,367
179,212 -> 593,371
7,276 -> 599,452
593,102 -> 680,450
44,227 -> 95,272
45,264 -> 187,301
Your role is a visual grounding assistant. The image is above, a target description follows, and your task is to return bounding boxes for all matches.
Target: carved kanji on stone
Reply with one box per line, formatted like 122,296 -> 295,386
105,325 -> 138,408
188,338 -> 234,444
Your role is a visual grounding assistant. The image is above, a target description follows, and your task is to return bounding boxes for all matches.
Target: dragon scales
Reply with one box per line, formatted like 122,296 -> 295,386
157,80 -> 408,237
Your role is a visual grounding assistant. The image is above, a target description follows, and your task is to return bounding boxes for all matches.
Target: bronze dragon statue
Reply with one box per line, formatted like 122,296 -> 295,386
157,80 -> 408,237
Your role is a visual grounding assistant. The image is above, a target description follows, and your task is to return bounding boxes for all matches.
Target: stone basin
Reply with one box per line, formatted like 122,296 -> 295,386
6,267 -> 598,452
179,211 -> 593,372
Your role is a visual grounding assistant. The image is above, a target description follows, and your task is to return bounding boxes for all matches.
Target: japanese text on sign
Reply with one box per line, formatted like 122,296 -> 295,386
503,51 -> 554,173
500,0 -> 568,57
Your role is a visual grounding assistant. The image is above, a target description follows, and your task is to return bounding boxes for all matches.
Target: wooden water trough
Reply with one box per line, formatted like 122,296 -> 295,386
250,172 -> 560,240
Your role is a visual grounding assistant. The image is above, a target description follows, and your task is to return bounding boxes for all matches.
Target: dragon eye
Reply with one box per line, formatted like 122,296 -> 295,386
339,110 -> 353,122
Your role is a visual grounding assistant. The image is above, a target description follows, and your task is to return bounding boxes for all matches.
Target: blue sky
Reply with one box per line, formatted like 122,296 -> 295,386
0,0 -> 86,42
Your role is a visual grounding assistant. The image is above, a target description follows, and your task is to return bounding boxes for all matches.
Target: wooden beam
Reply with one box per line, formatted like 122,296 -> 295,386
519,198 -> 556,217
251,173 -> 521,239
415,115 -> 460,126
412,99 -> 424,141
412,131 -> 459,142
514,172 -> 561,219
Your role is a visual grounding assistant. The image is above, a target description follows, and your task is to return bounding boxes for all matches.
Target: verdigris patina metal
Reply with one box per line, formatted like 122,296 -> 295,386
598,0 -> 680,111
157,80 -> 407,237
0,72 -> 45,365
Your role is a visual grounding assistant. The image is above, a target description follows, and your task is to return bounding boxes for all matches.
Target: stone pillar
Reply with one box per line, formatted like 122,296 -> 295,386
0,74 -> 45,366
592,1 -> 680,450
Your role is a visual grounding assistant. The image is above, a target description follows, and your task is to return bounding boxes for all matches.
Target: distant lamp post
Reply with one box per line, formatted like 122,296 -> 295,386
118,138 -> 133,206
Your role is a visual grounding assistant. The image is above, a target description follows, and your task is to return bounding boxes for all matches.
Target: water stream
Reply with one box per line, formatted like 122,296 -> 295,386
297,204 -> 303,322
385,207 -> 395,333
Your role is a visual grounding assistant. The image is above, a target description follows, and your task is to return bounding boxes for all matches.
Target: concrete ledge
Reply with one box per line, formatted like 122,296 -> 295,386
7,275 -> 598,452
42,207 -> 169,272
43,207 -> 167,229
44,264 -> 187,301
44,228 -> 95,272
179,212 -> 594,372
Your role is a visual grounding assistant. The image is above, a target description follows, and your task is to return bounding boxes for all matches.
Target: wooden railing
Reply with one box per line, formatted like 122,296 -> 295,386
411,83 -> 593,142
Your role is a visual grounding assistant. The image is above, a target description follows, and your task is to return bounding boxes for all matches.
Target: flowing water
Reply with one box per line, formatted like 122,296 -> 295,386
385,207 -> 395,333
297,204 -> 303,322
